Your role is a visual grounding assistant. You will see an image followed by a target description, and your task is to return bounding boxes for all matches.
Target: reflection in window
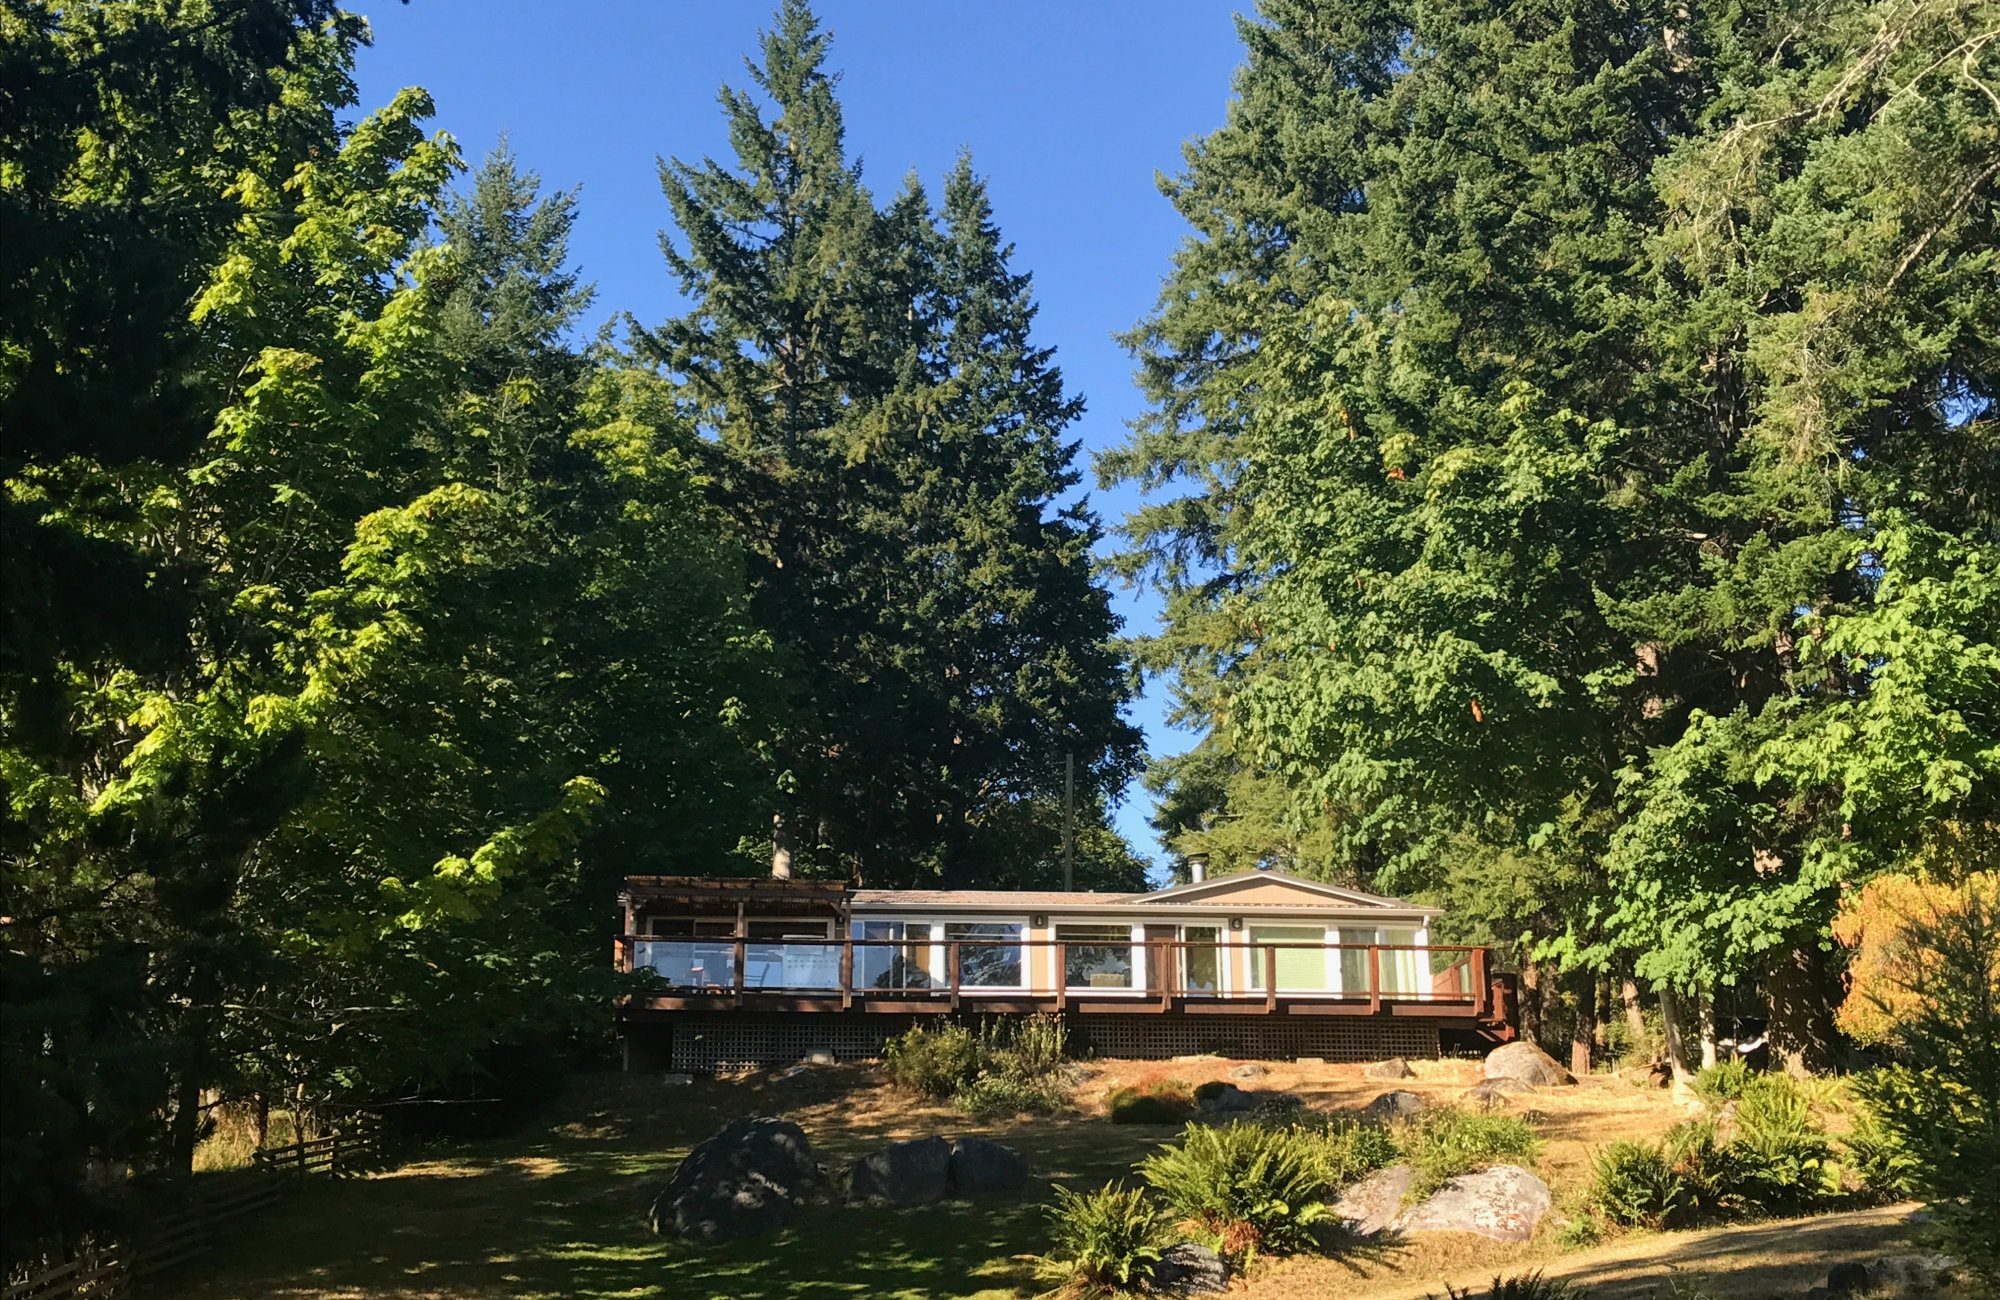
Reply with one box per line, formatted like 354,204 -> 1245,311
858,921 -> 932,990
1181,926 -> 1220,993
1057,924 -> 1133,988
1248,925 -> 1327,990
944,922 -> 1023,987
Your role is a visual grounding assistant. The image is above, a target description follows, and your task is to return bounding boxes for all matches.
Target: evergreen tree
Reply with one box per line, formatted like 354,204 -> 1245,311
1113,0 -> 1999,1069
638,1 -> 1140,887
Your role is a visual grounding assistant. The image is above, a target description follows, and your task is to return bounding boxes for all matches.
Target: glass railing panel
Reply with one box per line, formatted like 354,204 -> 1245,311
744,941 -> 842,991
631,939 -> 736,988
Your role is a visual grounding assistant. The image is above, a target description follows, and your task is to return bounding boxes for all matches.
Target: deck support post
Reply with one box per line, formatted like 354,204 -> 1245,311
1054,943 -> 1067,1012
1264,946 -> 1278,1013
839,939 -> 853,1011
1472,948 -> 1488,1018
1368,946 -> 1382,1014
948,943 -> 961,1012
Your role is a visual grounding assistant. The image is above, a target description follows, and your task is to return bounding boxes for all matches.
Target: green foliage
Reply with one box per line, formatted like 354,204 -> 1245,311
637,0 -> 1141,886
1727,1077 -> 1840,1215
1396,1108 -> 1543,1202
1108,1081 -> 1197,1125
1690,1060 -> 1753,1107
1138,1121 -> 1332,1262
1030,1182 -> 1172,1299
1292,1118 -> 1399,1190
1440,1274 -> 1584,1300
882,1023 -> 983,1100
1586,1141 -> 1686,1230
1659,1119 -> 1742,1224
884,1017 -> 1073,1117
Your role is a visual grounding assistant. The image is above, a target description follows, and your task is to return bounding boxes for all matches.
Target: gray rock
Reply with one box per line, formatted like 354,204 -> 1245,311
1362,1089 -> 1428,1121
1483,1041 -> 1576,1087
1230,1063 -> 1271,1081
650,1116 -> 819,1242
947,1136 -> 1027,1198
1197,1083 -> 1258,1115
849,1135 -> 951,1206
660,1072 -> 694,1087
1152,1242 -> 1229,1295
1396,1164 -> 1553,1243
1865,1254 -> 1959,1292
1332,1163 -> 1414,1237
1826,1262 -> 1872,1295
1365,1057 -> 1416,1080
1462,1078 -> 1537,1109
800,1047 -> 837,1066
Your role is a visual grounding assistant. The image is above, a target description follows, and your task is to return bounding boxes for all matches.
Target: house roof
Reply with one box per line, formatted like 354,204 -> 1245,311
1138,869 -> 1419,910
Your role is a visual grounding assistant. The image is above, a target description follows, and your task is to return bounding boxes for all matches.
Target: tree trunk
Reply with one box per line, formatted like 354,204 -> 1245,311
1621,977 -> 1649,1050
254,1093 -> 270,1149
168,1066 -> 201,1175
1660,988 -> 1695,1080
1569,971 -> 1597,1077
1766,941 -> 1842,1076
770,809 -> 794,880
1594,974 -> 1612,1058
1697,990 -> 1719,1069
1520,958 -> 1543,1049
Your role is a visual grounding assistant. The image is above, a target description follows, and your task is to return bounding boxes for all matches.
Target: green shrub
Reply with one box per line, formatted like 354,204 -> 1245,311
1108,1080 -> 1196,1124
1661,1118 -> 1742,1222
956,1072 -> 1067,1120
1298,1117 -> 1400,1189
1690,1058 -> 1752,1106
1728,1076 -> 1839,1213
882,1023 -> 981,1099
1398,1107 -> 1543,1200
1842,1079 -> 1924,1201
1441,1273 -> 1585,1300
1031,1182 -> 1173,1298
1586,1140 -> 1685,1229
1003,1014 -> 1071,1079
1139,1121 -> 1332,1262
1554,1213 -> 1604,1251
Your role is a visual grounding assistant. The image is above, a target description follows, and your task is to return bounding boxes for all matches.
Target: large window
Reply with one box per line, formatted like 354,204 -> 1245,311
944,922 -> 1023,988
1380,926 -> 1424,995
1247,925 -> 1328,991
1181,926 -> 1221,993
857,920 -> 932,991
1338,925 -> 1376,993
1057,924 -> 1134,989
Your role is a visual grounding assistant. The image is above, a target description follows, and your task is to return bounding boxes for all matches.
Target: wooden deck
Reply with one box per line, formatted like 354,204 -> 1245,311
614,934 -> 1513,1035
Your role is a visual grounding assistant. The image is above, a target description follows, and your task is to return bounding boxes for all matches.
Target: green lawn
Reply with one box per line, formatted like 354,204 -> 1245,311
160,1069 -> 1162,1300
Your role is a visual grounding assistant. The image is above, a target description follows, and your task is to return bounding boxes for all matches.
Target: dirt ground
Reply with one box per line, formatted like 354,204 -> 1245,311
155,1057 -> 1936,1300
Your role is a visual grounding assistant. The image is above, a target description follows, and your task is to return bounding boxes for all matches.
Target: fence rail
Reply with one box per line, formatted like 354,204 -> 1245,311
3,1121 -> 386,1300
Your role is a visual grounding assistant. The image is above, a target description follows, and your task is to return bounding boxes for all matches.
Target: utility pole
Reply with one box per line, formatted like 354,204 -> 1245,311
1062,750 -> 1075,891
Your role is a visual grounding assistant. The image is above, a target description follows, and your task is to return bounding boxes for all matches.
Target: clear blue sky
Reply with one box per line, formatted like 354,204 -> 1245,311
351,1 -> 1245,867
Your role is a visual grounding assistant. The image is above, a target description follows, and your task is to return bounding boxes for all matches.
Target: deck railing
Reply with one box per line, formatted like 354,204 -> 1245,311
614,934 -> 1493,1018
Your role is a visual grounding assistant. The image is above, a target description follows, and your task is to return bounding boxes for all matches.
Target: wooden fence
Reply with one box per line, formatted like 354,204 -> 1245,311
2,1121 -> 386,1300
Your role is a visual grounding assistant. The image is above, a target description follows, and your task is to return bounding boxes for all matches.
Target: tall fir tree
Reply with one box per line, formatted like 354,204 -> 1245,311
638,1 -> 1140,887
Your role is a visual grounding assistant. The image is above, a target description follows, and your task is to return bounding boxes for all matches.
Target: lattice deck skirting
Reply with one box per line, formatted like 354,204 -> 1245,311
623,1012 -> 1441,1075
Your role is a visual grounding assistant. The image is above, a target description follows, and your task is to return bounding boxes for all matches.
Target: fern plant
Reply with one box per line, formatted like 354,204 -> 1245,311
1031,1182 -> 1172,1299
1439,1272 -> 1584,1300
1586,1140 -> 1686,1229
1139,1121 -> 1332,1261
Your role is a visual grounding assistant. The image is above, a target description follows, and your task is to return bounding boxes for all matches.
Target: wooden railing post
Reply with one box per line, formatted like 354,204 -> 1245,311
1264,945 -> 1278,1012
1054,942 -> 1067,1012
1472,946 -> 1488,1016
732,937 -> 746,1007
839,939 -> 854,1010
1368,946 -> 1382,1014
1157,941 -> 1171,1010
948,942 -> 962,1011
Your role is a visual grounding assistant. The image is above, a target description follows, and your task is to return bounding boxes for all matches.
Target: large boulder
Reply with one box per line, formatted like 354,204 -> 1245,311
1361,1089 -> 1428,1121
1230,1063 -> 1270,1081
1396,1164 -> 1553,1243
947,1137 -> 1027,1198
1484,1041 -> 1576,1087
650,1116 -> 818,1242
1365,1057 -> 1416,1080
1152,1242 -> 1229,1295
1331,1164 -> 1414,1237
849,1135 -> 951,1206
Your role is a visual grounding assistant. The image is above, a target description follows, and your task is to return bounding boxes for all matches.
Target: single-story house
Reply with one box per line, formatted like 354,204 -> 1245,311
615,868 -> 1516,1072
